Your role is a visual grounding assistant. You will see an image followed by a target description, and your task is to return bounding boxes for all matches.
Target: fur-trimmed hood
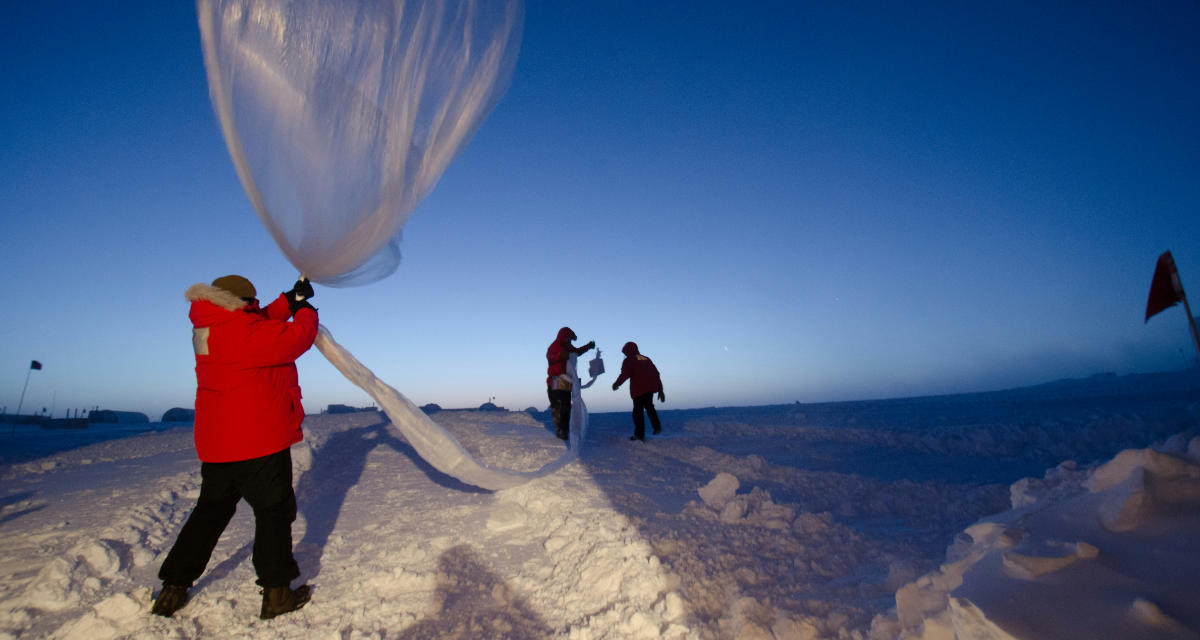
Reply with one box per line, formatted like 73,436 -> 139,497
185,283 -> 250,312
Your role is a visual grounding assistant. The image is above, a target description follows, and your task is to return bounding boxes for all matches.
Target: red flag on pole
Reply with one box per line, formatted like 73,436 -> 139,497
30,360 -> 42,370
1145,251 -> 1184,323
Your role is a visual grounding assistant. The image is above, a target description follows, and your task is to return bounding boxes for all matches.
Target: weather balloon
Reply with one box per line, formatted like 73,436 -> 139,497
197,0 -> 523,285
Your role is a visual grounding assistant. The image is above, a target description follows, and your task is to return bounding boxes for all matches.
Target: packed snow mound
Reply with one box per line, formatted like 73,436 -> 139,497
876,435 -> 1200,640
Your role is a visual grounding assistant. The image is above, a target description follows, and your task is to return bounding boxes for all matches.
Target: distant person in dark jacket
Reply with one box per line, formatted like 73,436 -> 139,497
612,341 -> 664,441
151,275 -> 317,621
546,327 -> 594,441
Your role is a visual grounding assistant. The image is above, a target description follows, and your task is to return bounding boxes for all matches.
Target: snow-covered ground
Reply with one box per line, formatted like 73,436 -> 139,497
1,371 -> 1198,639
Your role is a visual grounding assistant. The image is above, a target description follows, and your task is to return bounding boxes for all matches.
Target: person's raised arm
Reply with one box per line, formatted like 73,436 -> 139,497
574,340 -> 595,355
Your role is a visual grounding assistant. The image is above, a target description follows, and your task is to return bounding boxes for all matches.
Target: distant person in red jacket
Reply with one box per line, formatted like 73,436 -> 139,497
152,275 -> 318,621
546,327 -> 594,441
612,341 -> 665,441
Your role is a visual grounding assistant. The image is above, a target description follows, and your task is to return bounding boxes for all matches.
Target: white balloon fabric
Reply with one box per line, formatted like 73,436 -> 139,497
315,325 -> 587,490
197,0 -> 523,286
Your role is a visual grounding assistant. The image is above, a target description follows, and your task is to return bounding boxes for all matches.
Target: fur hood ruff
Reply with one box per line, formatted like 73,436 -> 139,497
185,283 -> 249,311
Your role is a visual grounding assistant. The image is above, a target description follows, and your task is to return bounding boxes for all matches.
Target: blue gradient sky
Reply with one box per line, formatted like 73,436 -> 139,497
2,1 -> 1199,420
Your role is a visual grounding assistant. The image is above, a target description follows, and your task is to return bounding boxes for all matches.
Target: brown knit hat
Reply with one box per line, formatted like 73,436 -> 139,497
211,275 -> 256,300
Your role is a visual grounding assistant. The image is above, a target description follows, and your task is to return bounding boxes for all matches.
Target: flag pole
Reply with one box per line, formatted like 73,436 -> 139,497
15,368 -> 31,417
11,369 -> 32,436
1167,257 -> 1200,365
1178,287 -> 1200,366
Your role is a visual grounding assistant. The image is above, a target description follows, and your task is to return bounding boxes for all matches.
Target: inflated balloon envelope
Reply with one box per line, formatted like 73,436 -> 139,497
196,0 -> 584,490
198,0 -> 523,286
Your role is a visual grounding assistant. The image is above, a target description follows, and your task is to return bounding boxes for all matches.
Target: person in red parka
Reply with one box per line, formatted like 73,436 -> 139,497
151,275 -> 318,621
546,326 -> 594,441
611,341 -> 665,441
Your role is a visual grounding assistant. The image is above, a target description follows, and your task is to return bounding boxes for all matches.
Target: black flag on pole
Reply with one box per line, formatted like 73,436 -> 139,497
1145,251 -> 1184,323
30,360 -> 42,370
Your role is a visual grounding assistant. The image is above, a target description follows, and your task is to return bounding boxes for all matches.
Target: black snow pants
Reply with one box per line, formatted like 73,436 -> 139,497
547,388 -> 571,440
631,392 -> 662,440
158,447 -> 300,588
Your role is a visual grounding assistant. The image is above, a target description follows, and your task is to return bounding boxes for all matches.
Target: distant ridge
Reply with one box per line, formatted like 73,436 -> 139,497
589,369 -> 1200,417
982,369 -> 1200,401
813,369 -> 1200,407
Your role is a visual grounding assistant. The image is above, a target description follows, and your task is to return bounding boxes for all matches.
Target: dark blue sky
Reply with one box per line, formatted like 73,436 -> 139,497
2,1 -> 1198,418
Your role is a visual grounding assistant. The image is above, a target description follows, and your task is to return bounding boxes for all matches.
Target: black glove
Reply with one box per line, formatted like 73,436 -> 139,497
284,278 -> 315,315
286,278 -> 315,302
582,340 -> 596,352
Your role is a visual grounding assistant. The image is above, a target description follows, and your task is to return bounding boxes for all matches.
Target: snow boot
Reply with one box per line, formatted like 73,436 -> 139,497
260,584 -> 311,620
150,584 -> 189,617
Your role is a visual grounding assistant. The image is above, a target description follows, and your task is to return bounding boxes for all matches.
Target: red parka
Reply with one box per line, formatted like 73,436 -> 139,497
546,327 -> 588,387
186,283 -> 318,463
613,341 -> 663,398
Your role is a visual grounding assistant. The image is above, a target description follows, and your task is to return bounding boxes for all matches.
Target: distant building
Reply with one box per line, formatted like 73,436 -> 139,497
326,404 -> 375,414
88,410 -> 149,424
161,408 -> 196,423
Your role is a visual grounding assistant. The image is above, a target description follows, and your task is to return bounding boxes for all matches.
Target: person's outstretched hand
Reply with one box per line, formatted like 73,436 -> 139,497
583,340 -> 596,352
285,278 -> 316,315
612,382 -> 620,391
286,278 -> 314,302
658,391 -> 666,402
